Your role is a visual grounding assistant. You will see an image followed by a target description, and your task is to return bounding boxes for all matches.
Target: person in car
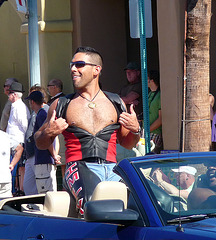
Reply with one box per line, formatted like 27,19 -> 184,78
152,166 -> 197,200
188,164 -> 216,209
34,46 -> 140,217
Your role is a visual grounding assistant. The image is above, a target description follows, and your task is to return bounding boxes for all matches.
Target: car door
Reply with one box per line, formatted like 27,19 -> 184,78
0,212 -> 34,239
22,214 -> 149,240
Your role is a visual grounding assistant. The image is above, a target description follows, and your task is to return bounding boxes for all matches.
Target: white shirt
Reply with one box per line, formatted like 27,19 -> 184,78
6,98 -> 30,143
185,182 -> 195,193
0,131 -> 19,183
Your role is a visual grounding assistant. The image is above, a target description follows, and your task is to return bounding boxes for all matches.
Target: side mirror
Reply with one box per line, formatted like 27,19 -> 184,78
84,200 -> 139,225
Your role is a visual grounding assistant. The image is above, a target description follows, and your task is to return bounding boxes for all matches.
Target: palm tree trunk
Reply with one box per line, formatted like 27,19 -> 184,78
184,0 -> 212,152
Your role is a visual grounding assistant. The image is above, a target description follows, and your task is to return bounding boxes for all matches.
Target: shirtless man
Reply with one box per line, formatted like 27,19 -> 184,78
188,164 -> 216,209
34,46 -> 140,217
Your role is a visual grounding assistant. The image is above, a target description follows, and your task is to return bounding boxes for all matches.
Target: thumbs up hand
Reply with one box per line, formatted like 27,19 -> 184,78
119,104 -> 140,133
47,110 -> 69,136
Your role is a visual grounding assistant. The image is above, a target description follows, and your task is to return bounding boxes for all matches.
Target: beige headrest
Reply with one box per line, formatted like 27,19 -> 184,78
43,191 -> 70,217
91,181 -> 128,208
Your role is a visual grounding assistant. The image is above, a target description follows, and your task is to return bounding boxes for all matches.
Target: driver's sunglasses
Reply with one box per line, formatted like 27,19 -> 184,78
69,61 -> 97,69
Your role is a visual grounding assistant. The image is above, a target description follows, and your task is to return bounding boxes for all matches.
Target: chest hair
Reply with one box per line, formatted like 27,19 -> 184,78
66,97 -> 118,135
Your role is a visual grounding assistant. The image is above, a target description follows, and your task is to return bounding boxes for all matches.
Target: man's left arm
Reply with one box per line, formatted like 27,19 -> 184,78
117,104 -> 140,149
48,143 -> 61,165
150,109 -> 162,132
9,143 -> 24,172
121,91 -> 140,105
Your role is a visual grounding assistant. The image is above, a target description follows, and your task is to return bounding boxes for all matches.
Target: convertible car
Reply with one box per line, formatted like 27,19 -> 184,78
1,151 -> 216,239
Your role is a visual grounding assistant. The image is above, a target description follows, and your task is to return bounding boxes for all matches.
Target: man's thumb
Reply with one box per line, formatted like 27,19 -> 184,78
50,110 -> 56,122
130,104 -> 135,114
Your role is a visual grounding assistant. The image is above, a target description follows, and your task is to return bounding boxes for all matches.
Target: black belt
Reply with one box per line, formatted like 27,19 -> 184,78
83,157 -> 114,164
84,157 -> 114,164
66,158 -> 114,165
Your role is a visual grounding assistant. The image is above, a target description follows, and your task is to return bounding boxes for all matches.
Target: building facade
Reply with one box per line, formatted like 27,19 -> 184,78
0,0 -> 215,151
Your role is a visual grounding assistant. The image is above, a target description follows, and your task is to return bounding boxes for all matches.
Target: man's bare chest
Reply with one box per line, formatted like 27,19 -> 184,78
65,98 -> 118,135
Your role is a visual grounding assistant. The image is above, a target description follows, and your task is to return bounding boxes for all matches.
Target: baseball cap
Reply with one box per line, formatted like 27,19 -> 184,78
172,166 -> 197,176
124,62 -> 140,71
25,91 -> 44,102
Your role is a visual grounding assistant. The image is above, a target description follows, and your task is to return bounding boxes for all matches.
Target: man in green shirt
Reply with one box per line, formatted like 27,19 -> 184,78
148,70 -> 163,153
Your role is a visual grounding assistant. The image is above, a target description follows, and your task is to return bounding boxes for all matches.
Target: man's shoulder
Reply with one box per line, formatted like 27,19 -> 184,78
39,107 -> 47,113
37,108 -> 47,117
149,89 -> 160,99
14,99 -> 29,108
103,91 -> 120,98
155,90 -> 161,99
103,91 -> 122,103
103,91 -> 126,113
55,93 -> 76,118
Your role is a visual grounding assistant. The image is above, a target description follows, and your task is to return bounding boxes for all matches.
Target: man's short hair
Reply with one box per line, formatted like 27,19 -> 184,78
75,46 -> 103,67
148,70 -> 160,87
49,79 -> 63,91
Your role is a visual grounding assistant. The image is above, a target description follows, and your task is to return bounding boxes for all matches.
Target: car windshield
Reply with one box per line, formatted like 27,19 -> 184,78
131,153 -> 216,224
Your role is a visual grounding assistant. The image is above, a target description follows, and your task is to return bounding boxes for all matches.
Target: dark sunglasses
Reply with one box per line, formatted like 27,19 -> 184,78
3,84 -> 10,88
69,61 -> 97,69
47,85 -> 55,87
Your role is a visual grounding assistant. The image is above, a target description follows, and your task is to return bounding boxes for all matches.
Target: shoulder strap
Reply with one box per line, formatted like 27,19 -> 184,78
103,91 -> 126,116
148,88 -> 160,105
55,93 -> 75,119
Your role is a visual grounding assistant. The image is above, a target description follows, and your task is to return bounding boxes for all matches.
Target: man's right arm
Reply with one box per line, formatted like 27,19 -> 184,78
121,91 -> 140,105
34,100 -> 69,150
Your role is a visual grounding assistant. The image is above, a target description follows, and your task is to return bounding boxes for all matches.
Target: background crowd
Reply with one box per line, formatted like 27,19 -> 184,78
0,77 -> 66,198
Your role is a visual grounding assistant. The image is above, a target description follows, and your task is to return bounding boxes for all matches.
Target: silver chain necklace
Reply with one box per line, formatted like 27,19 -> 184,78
78,89 -> 101,109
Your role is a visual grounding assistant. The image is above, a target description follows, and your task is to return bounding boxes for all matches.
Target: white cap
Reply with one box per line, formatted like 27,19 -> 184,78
172,166 -> 197,176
